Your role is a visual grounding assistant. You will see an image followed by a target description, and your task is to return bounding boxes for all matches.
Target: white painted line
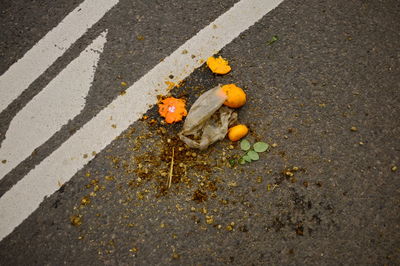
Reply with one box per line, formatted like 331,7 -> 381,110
0,31 -> 107,180
0,0 -> 118,113
0,0 -> 284,241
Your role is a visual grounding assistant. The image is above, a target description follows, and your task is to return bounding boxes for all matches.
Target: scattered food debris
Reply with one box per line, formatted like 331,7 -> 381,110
172,252 -> 180,259
350,126 -> 358,132
267,183 -> 278,191
193,189 -> 208,203
80,196 -> 90,206
68,53 -> 312,255
295,223 -> 304,236
391,165 -> 398,172
205,215 -> 214,224
284,170 -> 294,177
228,181 -> 238,187
206,55 -> 231,74
70,215 -> 82,226
164,80 -> 184,90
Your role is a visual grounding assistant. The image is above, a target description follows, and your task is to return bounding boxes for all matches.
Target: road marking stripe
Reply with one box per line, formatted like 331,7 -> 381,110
0,31 -> 107,180
0,0 -> 284,241
0,0 -> 118,113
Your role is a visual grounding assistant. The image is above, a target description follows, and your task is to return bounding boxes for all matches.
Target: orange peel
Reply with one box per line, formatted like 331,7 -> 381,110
158,97 -> 187,124
206,56 -> 231,75
221,84 -> 246,108
228,124 -> 249,141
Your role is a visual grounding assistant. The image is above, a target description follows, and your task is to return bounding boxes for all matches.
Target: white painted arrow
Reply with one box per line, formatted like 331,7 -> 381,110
0,0 -> 118,113
0,30 -> 108,180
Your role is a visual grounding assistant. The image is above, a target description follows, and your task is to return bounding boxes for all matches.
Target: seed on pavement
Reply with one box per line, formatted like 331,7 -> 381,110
205,215 -> 214,224
129,247 -> 138,253
70,215 -> 82,226
80,196 -> 90,205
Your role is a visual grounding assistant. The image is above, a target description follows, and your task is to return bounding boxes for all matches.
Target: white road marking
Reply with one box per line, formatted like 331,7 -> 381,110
0,0 -> 118,113
0,31 -> 107,180
0,0 -> 284,241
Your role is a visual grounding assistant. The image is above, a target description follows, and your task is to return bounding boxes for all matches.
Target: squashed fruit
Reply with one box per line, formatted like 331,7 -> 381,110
158,97 -> 187,124
221,84 -> 246,108
206,56 -> 231,75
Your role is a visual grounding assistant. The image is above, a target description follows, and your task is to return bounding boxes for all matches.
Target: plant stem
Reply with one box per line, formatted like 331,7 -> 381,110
168,147 -> 175,189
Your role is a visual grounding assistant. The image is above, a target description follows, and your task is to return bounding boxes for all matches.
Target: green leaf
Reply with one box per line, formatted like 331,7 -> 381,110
229,159 -> 236,167
240,139 -> 251,151
253,142 -> 269,153
238,158 -> 246,165
267,35 -> 279,45
243,155 -> 252,162
247,150 -> 259,161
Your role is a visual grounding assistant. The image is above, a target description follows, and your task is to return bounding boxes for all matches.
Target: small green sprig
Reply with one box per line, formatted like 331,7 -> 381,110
238,139 -> 269,165
266,35 -> 278,46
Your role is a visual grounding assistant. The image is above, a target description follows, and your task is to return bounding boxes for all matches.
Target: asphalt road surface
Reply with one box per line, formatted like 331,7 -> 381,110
0,0 -> 399,265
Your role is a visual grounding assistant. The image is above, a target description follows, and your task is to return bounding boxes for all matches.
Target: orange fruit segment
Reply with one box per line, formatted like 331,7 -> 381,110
228,124 -> 249,141
206,56 -> 231,75
221,84 -> 246,108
